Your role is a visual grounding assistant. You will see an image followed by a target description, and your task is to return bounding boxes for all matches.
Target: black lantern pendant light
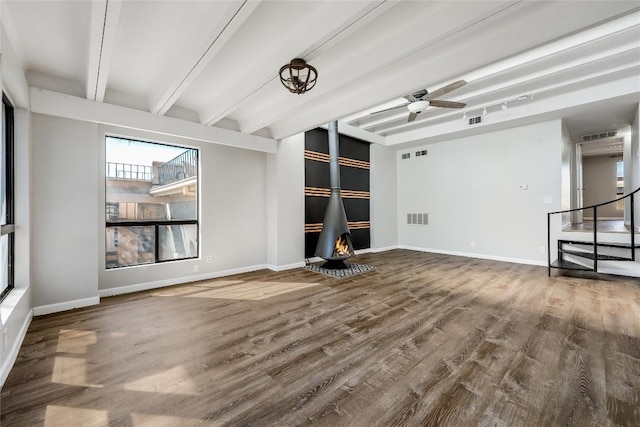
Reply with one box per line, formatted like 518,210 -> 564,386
279,58 -> 318,94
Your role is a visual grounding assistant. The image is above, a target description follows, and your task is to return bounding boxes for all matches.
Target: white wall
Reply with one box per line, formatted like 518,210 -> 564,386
266,134 -> 305,270
31,114 -> 100,311
397,120 -> 563,264
98,125 -> 268,294
370,143 -> 397,250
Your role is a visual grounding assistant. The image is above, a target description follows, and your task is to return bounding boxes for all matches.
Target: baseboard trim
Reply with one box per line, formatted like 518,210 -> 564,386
267,262 -> 306,272
0,309 -> 32,388
33,296 -> 100,316
370,245 -> 400,253
398,245 -> 546,267
98,264 -> 268,298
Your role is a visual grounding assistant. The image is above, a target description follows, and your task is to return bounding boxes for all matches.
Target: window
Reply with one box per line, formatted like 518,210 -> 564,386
616,160 -> 624,211
1,94 -> 15,302
616,160 -> 624,194
105,136 -> 198,269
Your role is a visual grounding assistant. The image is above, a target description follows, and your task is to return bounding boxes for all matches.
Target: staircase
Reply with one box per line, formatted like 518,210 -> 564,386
547,187 -> 639,277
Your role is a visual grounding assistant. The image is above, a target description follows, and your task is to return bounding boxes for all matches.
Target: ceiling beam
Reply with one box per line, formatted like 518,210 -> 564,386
385,71 -> 640,146
371,44 -> 640,136
149,0 -> 261,116
237,1 -> 522,136
32,88 -> 276,153
86,0 -> 123,102
199,0 -> 395,128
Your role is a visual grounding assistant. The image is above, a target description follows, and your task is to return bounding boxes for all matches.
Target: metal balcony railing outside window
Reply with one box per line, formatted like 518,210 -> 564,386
106,162 -> 152,181
157,149 -> 198,185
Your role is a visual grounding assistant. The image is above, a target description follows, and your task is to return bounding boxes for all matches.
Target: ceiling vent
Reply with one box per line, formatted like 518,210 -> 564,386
581,131 -> 617,142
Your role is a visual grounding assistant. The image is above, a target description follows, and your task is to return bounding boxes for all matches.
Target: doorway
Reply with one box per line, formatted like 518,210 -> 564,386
567,137 -> 626,232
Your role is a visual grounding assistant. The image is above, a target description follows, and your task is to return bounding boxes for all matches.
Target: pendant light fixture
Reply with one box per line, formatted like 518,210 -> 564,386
279,58 -> 318,94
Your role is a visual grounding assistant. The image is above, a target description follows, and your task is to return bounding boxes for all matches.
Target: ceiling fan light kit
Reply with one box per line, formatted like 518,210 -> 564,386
369,80 -> 467,123
279,58 -> 318,94
407,100 -> 430,114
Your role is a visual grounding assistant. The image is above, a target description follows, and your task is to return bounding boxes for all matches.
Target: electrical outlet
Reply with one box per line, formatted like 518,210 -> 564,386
540,246 -> 546,254
470,241 -> 476,248
206,255 -> 212,264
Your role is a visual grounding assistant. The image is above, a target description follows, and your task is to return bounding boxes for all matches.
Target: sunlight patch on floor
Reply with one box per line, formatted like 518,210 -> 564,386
56,329 -> 97,354
45,405 -> 108,427
131,413 -> 209,426
192,280 -> 245,289
124,365 -> 197,395
52,356 -> 103,388
151,286 -> 204,297
184,281 -> 322,300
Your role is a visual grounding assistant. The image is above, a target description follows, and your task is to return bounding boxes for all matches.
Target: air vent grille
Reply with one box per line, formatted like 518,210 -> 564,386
407,213 -> 429,226
401,153 -> 410,160
468,116 -> 482,125
581,131 -> 617,142
415,150 -> 428,157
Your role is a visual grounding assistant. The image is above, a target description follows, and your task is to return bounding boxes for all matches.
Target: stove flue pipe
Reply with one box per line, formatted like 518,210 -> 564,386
314,121 -> 354,262
328,121 -> 341,191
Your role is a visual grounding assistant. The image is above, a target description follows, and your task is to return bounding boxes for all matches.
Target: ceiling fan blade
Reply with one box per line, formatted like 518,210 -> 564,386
426,80 -> 467,101
429,100 -> 466,109
407,112 -> 418,122
369,103 -> 410,115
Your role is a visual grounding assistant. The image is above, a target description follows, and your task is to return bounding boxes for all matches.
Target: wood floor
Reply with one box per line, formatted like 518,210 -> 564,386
1,250 -> 639,426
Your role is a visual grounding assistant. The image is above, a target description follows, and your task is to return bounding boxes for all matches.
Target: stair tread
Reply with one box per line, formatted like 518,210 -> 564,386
558,249 -> 631,261
559,239 -> 640,249
550,259 -> 593,271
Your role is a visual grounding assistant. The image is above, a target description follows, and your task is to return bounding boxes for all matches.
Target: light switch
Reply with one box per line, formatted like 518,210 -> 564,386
543,196 -> 553,204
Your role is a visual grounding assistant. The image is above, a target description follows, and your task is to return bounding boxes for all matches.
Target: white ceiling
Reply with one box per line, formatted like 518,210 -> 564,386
3,0 -> 640,147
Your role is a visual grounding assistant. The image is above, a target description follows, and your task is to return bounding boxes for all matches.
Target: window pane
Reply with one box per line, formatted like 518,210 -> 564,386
106,226 -> 155,269
105,137 -> 197,222
0,235 -> 8,294
1,100 -> 6,226
158,225 -> 198,261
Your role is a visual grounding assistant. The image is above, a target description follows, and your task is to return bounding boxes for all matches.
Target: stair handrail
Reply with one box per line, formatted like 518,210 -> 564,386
547,186 -> 639,275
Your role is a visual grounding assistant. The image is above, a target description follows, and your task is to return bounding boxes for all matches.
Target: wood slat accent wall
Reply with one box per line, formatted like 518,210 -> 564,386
305,128 -> 370,258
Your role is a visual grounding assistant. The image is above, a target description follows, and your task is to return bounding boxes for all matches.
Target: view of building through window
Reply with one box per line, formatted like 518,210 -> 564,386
105,136 -> 198,269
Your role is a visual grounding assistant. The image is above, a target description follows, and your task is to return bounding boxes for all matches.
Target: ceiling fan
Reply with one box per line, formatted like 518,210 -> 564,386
370,80 -> 468,122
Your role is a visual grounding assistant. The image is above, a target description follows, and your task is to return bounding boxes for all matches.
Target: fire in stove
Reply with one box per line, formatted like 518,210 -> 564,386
333,234 -> 354,258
